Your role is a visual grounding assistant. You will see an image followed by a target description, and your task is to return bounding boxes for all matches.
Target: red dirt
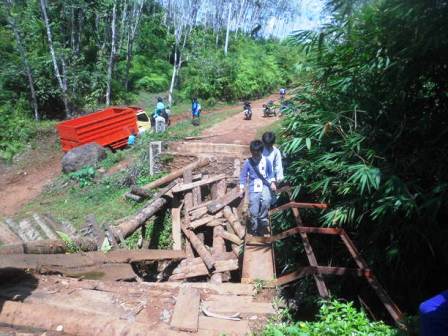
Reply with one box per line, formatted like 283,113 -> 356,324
199,94 -> 280,145
0,131 -> 62,217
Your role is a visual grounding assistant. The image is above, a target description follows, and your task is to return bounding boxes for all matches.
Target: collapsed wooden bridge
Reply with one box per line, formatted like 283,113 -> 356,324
0,142 -> 404,334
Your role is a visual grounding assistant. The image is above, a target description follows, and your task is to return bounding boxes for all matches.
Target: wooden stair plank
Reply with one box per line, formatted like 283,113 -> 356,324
202,300 -> 275,315
171,286 -> 200,332
241,242 -> 275,283
198,316 -> 250,335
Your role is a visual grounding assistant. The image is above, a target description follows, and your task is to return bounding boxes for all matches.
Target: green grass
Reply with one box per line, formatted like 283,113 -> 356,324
256,118 -> 284,139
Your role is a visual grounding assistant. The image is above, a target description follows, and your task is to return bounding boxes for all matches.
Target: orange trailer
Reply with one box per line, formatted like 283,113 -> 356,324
57,106 -> 139,152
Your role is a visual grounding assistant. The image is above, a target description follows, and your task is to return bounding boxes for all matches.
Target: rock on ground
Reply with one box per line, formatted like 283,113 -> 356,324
61,143 -> 106,173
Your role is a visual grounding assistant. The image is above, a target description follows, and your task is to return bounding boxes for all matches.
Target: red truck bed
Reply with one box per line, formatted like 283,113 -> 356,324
57,106 -> 139,152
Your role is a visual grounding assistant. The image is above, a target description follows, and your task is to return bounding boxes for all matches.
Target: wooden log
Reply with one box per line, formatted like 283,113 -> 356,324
32,214 -> 58,239
140,158 -> 210,191
0,222 -> 21,244
225,222 -> 242,257
169,259 -> 239,281
219,230 -> 243,245
171,287 -> 200,332
211,226 -> 227,284
112,197 -> 167,241
171,199 -> 182,251
0,239 -> 66,255
183,169 -> 195,258
207,189 -> 243,214
189,213 -> 223,229
192,186 -> 201,206
124,192 -> 142,202
181,224 -> 215,270
172,174 -> 226,193
223,206 -> 245,239
0,249 -> 186,270
189,207 -> 208,221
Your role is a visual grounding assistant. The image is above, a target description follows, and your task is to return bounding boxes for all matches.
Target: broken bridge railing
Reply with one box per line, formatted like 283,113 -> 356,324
246,187 -> 404,328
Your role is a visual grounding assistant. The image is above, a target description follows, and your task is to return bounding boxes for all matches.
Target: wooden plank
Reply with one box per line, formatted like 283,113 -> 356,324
0,249 -> 186,269
171,287 -> 200,332
143,282 -> 255,296
171,195 -> 183,250
219,230 -> 243,245
199,316 -> 250,335
202,300 -> 275,314
169,259 -> 238,281
223,206 -> 245,239
270,201 -> 328,213
207,189 -> 243,214
339,230 -> 404,326
183,169 -> 195,258
189,213 -> 223,229
206,295 -> 254,303
246,226 -> 343,244
173,174 -> 226,193
241,242 -> 275,283
286,191 -> 330,299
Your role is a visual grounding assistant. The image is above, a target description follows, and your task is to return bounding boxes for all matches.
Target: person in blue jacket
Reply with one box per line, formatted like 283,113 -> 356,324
240,140 -> 276,236
192,97 -> 200,118
419,290 -> 448,335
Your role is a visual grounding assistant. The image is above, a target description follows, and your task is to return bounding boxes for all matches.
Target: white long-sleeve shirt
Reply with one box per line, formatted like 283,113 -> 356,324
262,146 -> 284,183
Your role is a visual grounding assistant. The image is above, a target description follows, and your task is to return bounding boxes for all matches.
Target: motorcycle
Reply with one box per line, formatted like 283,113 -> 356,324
243,102 -> 252,120
263,100 -> 276,117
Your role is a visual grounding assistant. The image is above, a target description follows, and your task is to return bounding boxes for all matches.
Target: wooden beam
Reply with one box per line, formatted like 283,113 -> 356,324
183,169 -> 195,258
171,196 -> 182,250
219,230 -> 243,245
270,201 -> 328,214
339,230 -> 404,326
189,213 -> 223,229
246,226 -> 343,244
223,206 -> 245,239
172,174 -> 226,193
182,224 -> 215,270
0,249 -> 186,270
140,158 -> 210,191
169,259 -> 238,281
207,189 -> 243,214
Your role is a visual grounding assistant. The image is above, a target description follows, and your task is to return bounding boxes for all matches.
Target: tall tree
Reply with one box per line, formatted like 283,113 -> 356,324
106,2 -> 117,105
39,0 -> 70,117
4,0 -> 39,120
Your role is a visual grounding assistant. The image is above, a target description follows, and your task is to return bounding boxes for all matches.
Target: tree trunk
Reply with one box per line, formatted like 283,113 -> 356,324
39,0 -> 70,118
140,158 -> 210,191
106,2 -> 117,105
168,47 -> 177,106
223,206 -> 245,239
0,237 -> 98,255
224,1 -> 232,56
112,197 -> 168,241
5,0 -> 39,120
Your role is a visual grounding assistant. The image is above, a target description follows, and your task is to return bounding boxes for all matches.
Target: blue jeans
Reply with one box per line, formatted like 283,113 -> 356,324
248,185 -> 272,236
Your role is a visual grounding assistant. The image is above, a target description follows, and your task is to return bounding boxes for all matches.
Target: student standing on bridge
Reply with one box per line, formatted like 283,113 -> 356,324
240,140 -> 276,236
262,132 -> 284,184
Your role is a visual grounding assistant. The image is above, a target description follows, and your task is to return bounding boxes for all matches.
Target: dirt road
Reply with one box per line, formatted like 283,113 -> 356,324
0,94 -> 280,217
0,132 -> 62,217
199,94 -> 280,144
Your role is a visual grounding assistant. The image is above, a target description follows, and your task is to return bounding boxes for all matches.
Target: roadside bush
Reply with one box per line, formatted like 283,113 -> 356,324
261,300 -> 398,336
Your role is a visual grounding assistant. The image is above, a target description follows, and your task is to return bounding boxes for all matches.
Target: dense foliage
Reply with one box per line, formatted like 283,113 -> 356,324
281,0 -> 448,313
262,300 -> 398,336
0,0 -> 299,160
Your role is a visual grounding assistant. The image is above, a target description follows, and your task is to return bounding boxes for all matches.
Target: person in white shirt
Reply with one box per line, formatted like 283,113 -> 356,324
262,132 -> 284,183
